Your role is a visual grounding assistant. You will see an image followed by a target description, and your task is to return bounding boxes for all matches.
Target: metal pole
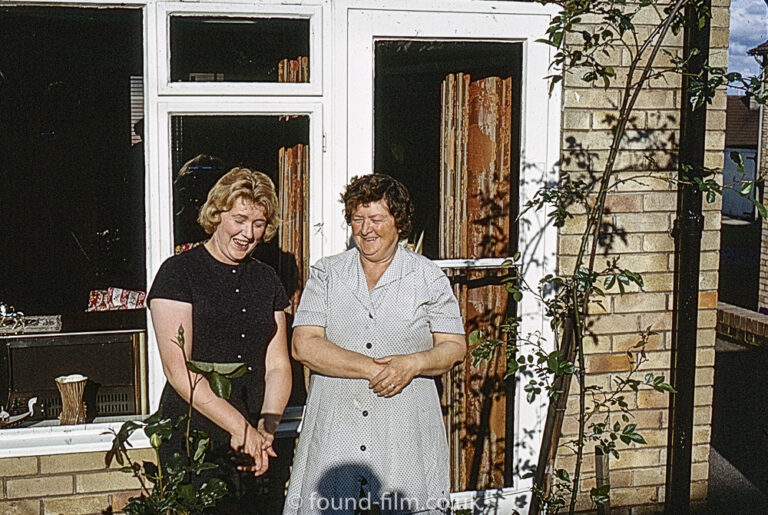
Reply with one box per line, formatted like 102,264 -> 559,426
665,0 -> 711,512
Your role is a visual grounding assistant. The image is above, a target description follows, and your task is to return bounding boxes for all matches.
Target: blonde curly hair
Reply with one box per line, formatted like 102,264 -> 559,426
198,167 -> 280,243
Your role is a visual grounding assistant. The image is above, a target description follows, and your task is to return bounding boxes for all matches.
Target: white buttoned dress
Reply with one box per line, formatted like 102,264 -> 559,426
284,246 -> 465,515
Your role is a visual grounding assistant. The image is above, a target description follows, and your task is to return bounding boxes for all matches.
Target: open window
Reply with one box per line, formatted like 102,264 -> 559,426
375,39 -> 522,492
343,4 -> 561,499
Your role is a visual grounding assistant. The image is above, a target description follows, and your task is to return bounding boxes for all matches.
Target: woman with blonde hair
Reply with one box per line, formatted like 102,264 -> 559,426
147,167 -> 292,511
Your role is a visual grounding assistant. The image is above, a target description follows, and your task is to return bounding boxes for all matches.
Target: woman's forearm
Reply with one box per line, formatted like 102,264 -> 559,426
165,366 -> 253,439
292,326 -> 383,380
260,364 -> 292,433
413,334 -> 467,376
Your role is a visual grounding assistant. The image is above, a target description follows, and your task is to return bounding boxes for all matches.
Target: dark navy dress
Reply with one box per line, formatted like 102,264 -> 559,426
147,244 -> 289,511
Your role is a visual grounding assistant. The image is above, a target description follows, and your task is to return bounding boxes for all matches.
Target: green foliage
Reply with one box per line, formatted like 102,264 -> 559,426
105,324 -> 246,514
590,483 -> 611,505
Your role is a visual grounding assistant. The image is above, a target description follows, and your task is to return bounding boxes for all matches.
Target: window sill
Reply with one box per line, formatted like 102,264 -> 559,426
0,418 -> 150,458
0,406 -> 304,458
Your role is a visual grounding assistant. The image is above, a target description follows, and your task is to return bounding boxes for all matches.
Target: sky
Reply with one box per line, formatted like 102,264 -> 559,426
728,0 -> 768,94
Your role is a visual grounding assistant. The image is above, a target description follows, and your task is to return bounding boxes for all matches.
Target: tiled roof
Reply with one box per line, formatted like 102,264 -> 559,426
748,40 -> 768,56
725,95 -> 759,148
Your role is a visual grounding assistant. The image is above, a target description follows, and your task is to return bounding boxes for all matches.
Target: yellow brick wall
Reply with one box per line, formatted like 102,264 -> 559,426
554,0 -> 728,511
0,450 -> 153,515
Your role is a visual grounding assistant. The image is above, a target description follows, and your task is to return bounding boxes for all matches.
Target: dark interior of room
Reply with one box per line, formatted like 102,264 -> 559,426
374,40 -> 523,259
0,7 -> 145,327
171,114 -> 309,263
171,16 -> 309,82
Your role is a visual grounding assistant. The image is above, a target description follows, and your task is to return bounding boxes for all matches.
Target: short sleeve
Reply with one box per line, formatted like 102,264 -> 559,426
293,258 -> 329,328
424,266 -> 465,335
147,256 -> 193,305
267,265 -> 291,311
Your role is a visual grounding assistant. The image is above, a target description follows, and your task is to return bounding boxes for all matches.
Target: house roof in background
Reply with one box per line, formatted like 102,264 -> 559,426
747,40 -> 768,56
726,95 -> 760,148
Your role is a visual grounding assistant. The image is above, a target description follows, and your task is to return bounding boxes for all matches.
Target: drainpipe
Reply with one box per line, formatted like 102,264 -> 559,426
664,0 -> 711,512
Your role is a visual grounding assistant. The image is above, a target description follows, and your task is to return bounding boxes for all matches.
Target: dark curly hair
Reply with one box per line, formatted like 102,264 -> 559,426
341,174 -> 413,237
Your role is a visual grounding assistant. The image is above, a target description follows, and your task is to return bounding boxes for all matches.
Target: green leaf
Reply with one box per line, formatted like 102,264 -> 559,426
207,371 -> 231,399
547,353 -> 560,373
192,435 -> 210,461
177,483 -> 197,503
756,201 -> 767,219
620,432 -> 647,445
551,31 -> 563,48
469,330 -> 484,347
187,360 -> 247,378
591,483 -> 611,504
622,423 -> 637,434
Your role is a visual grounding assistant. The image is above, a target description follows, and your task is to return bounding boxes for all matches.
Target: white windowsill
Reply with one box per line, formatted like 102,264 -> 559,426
0,419 -> 150,458
0,407 -> 304,458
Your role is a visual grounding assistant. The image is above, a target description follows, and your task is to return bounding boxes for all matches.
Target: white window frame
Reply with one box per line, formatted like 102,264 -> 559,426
0,0 -> 329,459
155,2 -> 323,96
335,0 -> 561,503
0,0 -> 150,458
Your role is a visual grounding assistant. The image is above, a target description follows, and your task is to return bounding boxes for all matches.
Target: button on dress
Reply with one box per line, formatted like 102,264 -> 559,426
284,246 -> 465,515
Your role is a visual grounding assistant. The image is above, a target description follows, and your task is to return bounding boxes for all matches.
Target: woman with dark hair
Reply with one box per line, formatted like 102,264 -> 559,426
147,167 -> 292,510
284,174 -> 466,514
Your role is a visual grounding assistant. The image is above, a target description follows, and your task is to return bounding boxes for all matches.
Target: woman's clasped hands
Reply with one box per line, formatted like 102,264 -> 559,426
229,417 -> 278,476
369,353 -> 421,397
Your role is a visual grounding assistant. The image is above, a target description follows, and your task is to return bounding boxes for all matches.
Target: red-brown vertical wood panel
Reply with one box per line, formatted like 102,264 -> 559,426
440,74 -> 513,492
278,144 -> 309,312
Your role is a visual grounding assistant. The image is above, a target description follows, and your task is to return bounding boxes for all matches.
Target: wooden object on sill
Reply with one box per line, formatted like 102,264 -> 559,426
278,56 -> 309,121
56,374 -> 88,425
439,73 -> 513,491
278,143 -> 309,313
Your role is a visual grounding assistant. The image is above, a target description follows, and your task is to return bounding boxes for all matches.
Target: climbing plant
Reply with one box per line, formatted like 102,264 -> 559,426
471,0 -> 768,512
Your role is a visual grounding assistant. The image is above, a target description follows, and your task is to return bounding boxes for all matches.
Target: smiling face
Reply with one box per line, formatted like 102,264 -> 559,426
206,196 -> 267,265
351,200 -> 401,265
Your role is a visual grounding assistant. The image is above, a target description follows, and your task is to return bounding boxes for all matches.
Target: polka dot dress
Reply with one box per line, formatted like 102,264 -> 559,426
284,246 -> 465,515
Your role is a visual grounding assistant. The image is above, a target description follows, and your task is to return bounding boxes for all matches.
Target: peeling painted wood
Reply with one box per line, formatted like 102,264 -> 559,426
440,73 -> 514,492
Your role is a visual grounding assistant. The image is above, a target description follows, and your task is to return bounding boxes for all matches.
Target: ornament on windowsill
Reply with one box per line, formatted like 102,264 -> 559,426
0,301 -> 25,334
86,287 -> 146,312
0,397 -> 38,428
55,375 -> 88,425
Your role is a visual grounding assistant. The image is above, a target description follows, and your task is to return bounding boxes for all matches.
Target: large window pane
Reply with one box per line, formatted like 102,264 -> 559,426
0,6 -> 146,424
0,6 -> 145,325
374,40 -> 523,491
374,41 -> 521,259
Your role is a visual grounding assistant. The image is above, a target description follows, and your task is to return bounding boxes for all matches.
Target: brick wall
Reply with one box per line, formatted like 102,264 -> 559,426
555,0 -> 728,511
717,301 -> 768,346
0,450 -> 152,515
